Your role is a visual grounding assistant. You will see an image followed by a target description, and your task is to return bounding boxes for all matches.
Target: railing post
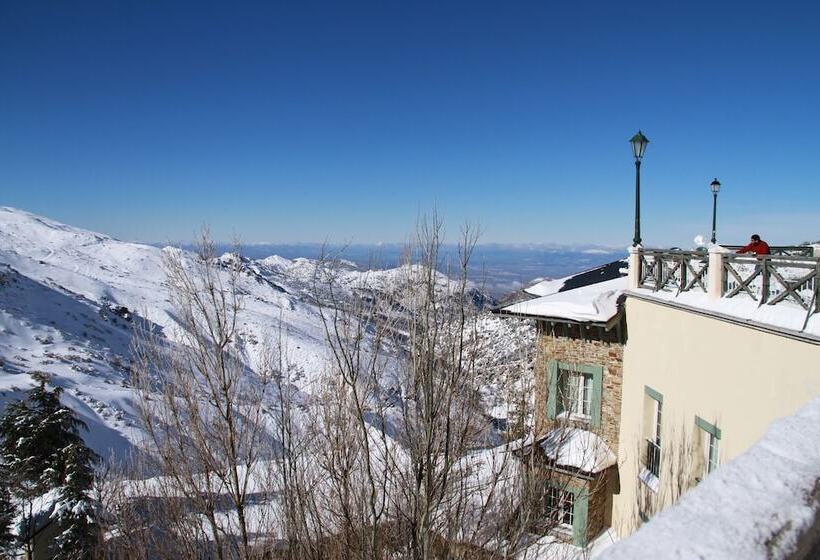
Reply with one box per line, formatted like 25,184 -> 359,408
655,253 -> 663,291
628,246 -> 641,289
813,246 -> 820,313
816,260 -> 820,314
761,258 -> 770,304
680,254 -> 687,291
708,246 -> 725,300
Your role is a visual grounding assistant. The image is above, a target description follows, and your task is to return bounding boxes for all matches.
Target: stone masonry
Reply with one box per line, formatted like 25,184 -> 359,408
533,323 -> 625,455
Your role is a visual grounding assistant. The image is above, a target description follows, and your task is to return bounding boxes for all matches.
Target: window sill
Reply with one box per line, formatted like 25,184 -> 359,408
550,524 -> 574,538
556,411 -> 591,423
639,468 -> 659,493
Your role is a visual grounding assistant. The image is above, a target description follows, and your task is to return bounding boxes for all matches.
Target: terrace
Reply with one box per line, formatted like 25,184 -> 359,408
627,244 -> 820,339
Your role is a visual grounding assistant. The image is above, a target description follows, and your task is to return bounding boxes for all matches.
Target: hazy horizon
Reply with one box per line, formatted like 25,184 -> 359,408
198,241 -> 626,298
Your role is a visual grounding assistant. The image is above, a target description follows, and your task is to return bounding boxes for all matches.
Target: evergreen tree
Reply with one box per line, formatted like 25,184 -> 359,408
0,372 -> 100,559
51,441 -> 99,560
0,477 -> 14,555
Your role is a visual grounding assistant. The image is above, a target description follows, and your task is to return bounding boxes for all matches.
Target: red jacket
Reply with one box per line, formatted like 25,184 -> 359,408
737,240 -> 771,255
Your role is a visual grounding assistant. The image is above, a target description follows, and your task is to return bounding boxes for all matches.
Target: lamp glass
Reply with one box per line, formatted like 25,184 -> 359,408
630,131 -> 649,159
710,179 -> 721,194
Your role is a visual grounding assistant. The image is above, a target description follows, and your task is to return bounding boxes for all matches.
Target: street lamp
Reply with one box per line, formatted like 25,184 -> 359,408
629,130 -> 649,246
710,178 -> 721,244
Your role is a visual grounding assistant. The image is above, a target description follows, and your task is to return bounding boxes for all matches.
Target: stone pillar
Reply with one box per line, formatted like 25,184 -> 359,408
628,246 -> 641,290
708,245 -> 725,300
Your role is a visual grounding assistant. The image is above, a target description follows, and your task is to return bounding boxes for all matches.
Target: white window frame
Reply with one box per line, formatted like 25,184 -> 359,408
546,486 -> 575,530
695,416 -> 721,477
707,433 -> 719,473
557,367 -> 593,421
644,387 -> 663,480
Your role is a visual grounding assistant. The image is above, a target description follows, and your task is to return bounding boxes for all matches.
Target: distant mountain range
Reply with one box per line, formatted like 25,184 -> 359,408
0,207 -> 536,461
167,242 -> 626,298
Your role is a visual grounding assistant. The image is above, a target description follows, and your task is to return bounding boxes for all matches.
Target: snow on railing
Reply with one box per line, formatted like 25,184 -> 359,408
634,247 -> 820,320
722,254 -> 820,312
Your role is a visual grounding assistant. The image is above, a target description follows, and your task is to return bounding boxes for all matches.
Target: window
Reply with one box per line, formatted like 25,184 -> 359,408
557,366 -> 593,419
546,486 -> 575,529
644,386 -> 663,478
545,484 -> 590,546
695,416 -> 721,477
547,361 -> 603,427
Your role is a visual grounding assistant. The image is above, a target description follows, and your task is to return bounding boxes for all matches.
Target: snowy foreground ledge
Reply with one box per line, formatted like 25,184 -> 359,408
599,397 -> 820,560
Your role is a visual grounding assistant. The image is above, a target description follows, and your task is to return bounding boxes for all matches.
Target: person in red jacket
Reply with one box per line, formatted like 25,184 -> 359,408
737,234 -> 771,255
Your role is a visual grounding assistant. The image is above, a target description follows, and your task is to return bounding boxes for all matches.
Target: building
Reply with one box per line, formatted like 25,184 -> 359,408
612,244 -> 820,537
496,260 -> 628,546
498,243 -> 820,550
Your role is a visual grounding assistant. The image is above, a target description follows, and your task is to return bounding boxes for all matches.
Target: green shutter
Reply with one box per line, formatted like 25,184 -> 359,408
695,416 -> 722,439
547,360 -> 558,419
572,490 -> 589,546
645,385 -> 663,404
590,365 -> 603,428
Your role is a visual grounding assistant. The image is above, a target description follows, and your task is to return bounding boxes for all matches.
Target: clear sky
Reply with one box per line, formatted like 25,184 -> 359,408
1,1 -> 818,247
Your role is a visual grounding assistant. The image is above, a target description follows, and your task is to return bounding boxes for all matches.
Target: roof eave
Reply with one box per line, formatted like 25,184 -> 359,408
493,309 -> 612,327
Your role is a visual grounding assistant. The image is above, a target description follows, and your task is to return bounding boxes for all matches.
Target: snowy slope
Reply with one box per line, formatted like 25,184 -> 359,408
0,207 -> 338,457
0,207 -> 533,459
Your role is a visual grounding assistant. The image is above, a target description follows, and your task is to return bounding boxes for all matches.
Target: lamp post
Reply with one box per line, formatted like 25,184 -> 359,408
710,178 -> 721,244
630,130 -> 649,246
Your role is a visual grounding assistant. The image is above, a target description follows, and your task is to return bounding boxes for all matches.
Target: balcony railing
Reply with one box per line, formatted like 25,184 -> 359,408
633,245 -> 820,322
639,250 -> 709,294
723,254 -> 819,311
645,438 -> 661,478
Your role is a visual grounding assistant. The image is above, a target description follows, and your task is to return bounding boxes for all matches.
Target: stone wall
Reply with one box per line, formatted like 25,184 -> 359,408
533,323 -> 625,454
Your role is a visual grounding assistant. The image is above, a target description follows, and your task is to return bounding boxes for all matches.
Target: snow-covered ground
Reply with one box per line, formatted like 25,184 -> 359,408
598,397 -> 820,560
0,207 -> 534,460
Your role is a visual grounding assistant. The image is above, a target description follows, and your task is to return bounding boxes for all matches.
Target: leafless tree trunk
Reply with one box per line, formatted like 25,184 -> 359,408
101,219 -> 602,560
296,214 -> 566,560
127,232 -> 276,560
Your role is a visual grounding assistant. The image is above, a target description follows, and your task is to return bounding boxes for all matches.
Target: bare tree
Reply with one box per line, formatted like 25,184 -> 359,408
291,214 -> 566,560
102,219 -> 606,560
128,232 -> 276,560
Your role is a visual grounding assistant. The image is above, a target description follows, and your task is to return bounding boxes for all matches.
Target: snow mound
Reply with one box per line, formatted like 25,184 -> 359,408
539,428 -> 616,474
599,397 -> 820,560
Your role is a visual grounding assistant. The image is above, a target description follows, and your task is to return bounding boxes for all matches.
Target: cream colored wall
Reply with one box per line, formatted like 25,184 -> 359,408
612,296 -> 820,537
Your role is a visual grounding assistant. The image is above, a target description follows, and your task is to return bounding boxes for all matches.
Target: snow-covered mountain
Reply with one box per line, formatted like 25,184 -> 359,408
0,207 -> 533,459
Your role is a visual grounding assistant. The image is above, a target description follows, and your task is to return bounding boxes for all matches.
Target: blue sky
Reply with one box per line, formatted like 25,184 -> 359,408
1,1 -> 818,246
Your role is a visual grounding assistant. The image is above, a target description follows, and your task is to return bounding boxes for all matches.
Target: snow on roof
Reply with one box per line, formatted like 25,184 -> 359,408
598,396 -> 820,560
524,277 -> 568,298
501,277 -> 627,323
525,260 -> 627,298
539,428 -> 616,474
629,287 -> 820,339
